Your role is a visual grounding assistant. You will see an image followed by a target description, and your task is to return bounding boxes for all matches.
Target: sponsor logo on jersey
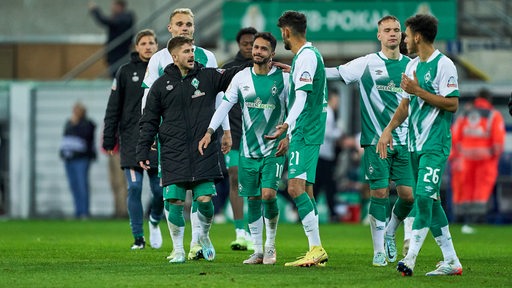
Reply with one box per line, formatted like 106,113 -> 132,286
376,80 -> 403,93
447,76 -> 457,88
132,72 -> 139,82
245,97 -> 275,109
299,71 -> 312,82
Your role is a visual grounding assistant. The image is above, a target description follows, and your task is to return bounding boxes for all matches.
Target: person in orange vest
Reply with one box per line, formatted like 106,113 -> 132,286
451,88 -> 505,234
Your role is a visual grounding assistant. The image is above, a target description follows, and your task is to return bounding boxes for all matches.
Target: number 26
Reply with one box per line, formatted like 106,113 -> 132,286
423,167 -> 440,184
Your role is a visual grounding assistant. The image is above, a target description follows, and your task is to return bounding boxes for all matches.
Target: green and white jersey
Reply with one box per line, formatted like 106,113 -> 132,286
335,52 -> 410,146
402,50 -> 459,152
224,66 -> 289,158
288,42 -> 328,145
142,45 -> 217,88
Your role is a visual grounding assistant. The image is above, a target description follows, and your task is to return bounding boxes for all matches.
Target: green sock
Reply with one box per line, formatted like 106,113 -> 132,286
310,197 -> 318,216
293,193 -> 314,221
167,203 -> 185,227
247,198 -> 262,223
430,200 -> 448,237
191,200 -> 198,213
393,197 -> 414,221
197,201 -> 214,218
413,195 -> 434,230
263,198 -> 279,220
369,197 -> 388,222
234,219 -> 245,230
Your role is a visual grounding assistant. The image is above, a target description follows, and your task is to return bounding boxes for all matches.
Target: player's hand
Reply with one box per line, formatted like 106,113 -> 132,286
271,61 -> 291,73
376,128 -> 393,159
275,136 -> 289,156
139,160 -> 150,170
198,133 -> 212,156
400,71 -> 420,95
221,130 -> 232,155
265,123 -> 288,140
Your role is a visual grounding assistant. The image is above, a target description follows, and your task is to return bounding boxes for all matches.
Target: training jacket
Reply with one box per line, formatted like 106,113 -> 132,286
136,62 -> 245,186
103,52 -> 157,169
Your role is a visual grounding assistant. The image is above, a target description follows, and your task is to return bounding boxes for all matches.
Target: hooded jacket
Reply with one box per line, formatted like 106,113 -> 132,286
136,62 -> 245,186
103,52 -> 157,169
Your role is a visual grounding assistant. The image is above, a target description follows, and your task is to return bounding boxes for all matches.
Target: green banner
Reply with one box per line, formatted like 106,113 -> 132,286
223,1 -> 457,41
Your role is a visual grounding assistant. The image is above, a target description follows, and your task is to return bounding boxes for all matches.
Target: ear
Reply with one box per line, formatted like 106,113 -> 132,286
167,24 -> 172,33
283,27 -> 291,39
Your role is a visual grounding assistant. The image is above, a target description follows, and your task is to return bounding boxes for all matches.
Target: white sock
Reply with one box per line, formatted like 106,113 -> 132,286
369,215 -> 386,254
190,206 -> 200,245
196,210 -> 213,238
386,211 -> 401,236
302,210 -> 321,248
406,227 -> 429,267
403,217 -> 414,241
248,216 -> 264,254
168,222 -> 185,252
264,215 -> 279,248
164,208 -> 174,238
235,228 -> 246,239
435,225 -> 461,266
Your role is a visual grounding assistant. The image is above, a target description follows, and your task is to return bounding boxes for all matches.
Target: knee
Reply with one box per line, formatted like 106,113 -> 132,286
196,195 -> 212,203
397,186 -> 414,202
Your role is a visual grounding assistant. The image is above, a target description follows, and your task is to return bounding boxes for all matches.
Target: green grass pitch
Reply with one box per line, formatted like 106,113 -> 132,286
1,220 -> 511,287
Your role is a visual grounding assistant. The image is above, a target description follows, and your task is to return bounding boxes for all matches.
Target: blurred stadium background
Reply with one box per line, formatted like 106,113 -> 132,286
0,0 -> 511,221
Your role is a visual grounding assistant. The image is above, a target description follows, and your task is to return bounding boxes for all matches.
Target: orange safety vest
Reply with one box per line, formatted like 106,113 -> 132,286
452,98 -> 505,161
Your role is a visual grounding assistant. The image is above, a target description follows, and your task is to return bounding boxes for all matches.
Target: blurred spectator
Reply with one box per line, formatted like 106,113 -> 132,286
451,88 -> 506,233
314,91 -> 343,222
59,102 -> 96,219
89,0 -> 135,78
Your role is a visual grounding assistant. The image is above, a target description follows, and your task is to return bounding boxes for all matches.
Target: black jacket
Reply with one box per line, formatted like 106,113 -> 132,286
136,62 -> 245,186
103,52 -> 157,169
60,118 -> 96,161
221,52 -> 253,150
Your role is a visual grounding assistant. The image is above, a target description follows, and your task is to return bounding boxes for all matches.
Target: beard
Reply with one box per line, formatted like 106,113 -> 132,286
284,41 -> 291,51
253,56 -> 270,65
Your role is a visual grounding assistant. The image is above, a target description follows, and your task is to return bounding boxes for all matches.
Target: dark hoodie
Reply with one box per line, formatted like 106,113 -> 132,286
136,62 -> 246,186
